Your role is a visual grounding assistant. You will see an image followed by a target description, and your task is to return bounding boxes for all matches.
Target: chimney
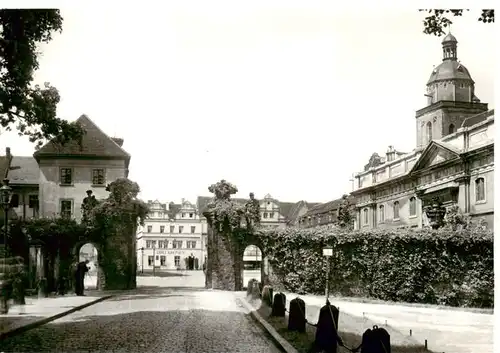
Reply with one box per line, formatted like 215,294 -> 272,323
5,147 -> 11,160
386,146 -> 396,162
181,198 -> 185,204
111,137 -> 124,147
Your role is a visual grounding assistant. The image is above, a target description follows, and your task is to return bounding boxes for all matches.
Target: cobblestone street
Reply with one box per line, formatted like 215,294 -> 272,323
0,278 -> 282,352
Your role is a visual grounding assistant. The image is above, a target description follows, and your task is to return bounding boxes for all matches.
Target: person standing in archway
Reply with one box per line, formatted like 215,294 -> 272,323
75,260 -> 89,296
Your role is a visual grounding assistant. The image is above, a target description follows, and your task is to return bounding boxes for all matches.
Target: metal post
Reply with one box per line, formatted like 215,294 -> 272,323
325,257 -> 330,301
141,247 -> 144,274
152,246 -> 156,277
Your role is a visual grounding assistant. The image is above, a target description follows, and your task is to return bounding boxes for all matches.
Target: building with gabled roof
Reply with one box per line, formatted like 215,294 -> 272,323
351,34 -> 494,230
32,114 -> 130,222
297,195 -> 356,228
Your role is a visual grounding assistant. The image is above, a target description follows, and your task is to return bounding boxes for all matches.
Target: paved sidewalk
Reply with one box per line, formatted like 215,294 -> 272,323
0,292 -> 109,336
278,291 -> 493,353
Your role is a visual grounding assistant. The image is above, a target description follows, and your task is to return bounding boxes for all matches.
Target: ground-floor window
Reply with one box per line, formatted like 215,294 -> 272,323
174,256 -> 180,267
148,256 -> 154,266
160,256 -> 166,266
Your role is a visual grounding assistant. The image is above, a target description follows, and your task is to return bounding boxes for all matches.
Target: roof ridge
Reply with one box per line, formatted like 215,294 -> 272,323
78,115 -> 131,157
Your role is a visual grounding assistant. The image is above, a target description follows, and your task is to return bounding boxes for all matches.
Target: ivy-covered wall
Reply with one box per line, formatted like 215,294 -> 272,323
6,178 -> 148,293
256,226 -> 493,308
203,180 -> 261,291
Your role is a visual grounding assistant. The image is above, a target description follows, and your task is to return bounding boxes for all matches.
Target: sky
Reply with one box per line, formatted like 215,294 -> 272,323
0,4 -> 495,204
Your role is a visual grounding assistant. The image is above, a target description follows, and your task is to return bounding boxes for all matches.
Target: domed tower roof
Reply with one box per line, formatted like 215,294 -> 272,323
426,32 -> 474,85
441,32 -> 457,43
427,61 -> 473,84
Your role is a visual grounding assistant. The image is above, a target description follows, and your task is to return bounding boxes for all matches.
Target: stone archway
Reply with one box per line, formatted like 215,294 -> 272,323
242,245 -> 262,287
78,243 -> 99,290
205,224 -> 269,291
71,241 -> 105,291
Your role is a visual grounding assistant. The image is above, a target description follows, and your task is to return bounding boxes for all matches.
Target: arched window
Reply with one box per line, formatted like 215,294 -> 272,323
426,122 -> 433,144
449,124 -> 455,134
475,177 -> 485,202
409,197 -> 417,216
379,205 -> 385,223
393,201 -> 400,220
363,208 -> 369,225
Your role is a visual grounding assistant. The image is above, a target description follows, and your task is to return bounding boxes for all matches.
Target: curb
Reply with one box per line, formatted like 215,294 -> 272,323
0,295 -> 114,341
239,295 -> 299,353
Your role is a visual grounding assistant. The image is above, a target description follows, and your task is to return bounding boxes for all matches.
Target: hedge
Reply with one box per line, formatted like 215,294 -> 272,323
256,225 -> 493,308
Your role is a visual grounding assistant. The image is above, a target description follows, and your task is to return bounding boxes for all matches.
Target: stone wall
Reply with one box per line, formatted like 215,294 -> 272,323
208,226 -> 237,291
101,221 -> 137,290
205,223 -> 264,291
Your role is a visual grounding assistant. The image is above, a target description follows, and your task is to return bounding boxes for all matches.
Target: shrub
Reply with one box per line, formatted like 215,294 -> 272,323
255,225 -> 493,308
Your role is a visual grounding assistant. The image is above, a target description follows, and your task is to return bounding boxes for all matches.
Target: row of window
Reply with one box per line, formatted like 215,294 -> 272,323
60,167 -> 106,186
150,212 -> 196,219
424,121 -> 456,145
263,212 -> 275,219
298,212 -> 336,226
144,240 -> 197,249
362,178 -> 487,225
148,255 -> 181,267
146,225 -> 197,234
9,194 -> 38,209
364,198 -> 417,225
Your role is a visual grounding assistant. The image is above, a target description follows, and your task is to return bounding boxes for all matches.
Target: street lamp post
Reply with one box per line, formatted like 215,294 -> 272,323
152,243 -> 156,277
322,246 -> 333,304
0,179 -> 12,266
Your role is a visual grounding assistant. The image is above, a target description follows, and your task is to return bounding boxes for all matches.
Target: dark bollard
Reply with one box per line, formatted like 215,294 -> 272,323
288,297 -> 306,332
261,285 -> 273,307
311,301 -> 341,353
271,292 -> 286,317
360,325 -> 391,353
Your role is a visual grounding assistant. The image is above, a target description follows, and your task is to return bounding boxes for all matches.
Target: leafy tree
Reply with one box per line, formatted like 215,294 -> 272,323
420,9 -> 494,36
0,9 -> 85,149
335,194 -> 354,229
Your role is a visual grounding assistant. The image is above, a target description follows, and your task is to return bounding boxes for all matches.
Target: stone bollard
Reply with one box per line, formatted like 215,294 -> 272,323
38,277 -> 48,298
288,297 -> 306,332
247,279 -> 257,296
251,281 -> 261,300
261,285 -> 273,307
312,301 -> 341,353
361,325 -> 391,353
271,292 -> 286,317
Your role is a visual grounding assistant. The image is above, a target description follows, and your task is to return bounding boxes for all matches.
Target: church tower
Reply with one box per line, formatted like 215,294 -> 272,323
415,33 -> 488,149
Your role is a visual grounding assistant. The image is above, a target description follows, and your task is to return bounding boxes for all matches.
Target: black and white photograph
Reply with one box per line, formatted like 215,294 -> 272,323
0,4 -> 495,353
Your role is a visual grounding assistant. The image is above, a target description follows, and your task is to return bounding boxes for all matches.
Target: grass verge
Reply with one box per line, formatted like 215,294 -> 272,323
254,299 -> 435,353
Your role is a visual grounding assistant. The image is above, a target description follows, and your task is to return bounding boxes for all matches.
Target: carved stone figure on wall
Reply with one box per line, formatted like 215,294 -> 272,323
82,190 -> 98,224
244,192 -> 261,228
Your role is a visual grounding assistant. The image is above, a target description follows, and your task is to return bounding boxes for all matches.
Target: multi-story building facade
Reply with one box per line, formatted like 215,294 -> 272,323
34,114 -> 130,222
351,34 -> 494,230
1,115 -> 129,222
297,197 -> 350,228
1,148 -> 40,221
136,199 -> 205,271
